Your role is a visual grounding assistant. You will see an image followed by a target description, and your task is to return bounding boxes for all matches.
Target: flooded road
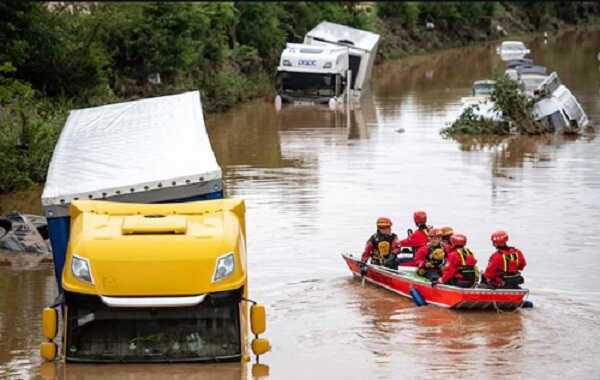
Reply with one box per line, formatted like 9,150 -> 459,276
2,28 -> 600,379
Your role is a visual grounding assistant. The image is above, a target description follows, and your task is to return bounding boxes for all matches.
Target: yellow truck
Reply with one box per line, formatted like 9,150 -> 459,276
40,91 -> 269,363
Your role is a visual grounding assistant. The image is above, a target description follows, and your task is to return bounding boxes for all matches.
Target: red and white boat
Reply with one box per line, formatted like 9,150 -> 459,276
342,253 -> 529,310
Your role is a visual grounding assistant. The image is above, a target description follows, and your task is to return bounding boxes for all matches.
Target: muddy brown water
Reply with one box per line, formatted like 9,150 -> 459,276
2,28 -> 600,379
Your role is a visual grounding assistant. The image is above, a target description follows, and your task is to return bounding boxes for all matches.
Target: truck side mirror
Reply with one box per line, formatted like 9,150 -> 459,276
42,307 -> 57,339
250,304 -> 266,335
251,338 -> 271,356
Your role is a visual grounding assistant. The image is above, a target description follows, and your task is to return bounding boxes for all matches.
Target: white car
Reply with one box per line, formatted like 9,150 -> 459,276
497,41 -> 531,61
459,80 -> 503,122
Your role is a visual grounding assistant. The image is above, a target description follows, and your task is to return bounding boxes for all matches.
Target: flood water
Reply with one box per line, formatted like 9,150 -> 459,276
2,28 -> 600,379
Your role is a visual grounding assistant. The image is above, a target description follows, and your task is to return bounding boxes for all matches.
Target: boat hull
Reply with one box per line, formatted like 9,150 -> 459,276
342,254 -> 528,310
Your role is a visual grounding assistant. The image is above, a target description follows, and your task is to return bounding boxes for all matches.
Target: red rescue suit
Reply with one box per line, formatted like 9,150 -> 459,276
398,228 -> 429,266
400,228 -> 429,250
484,246 -> 527,288
441,247 -> 477,286
361,232 -> 401,263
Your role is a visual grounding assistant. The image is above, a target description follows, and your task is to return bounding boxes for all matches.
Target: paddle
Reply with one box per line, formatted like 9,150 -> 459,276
360,261 -> 367,288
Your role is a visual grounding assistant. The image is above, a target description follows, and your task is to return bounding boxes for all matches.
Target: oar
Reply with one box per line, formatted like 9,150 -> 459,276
360,261 -> 367,288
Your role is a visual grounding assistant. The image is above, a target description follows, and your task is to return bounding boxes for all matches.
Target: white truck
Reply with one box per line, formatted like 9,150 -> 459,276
531,72 -> 589,133
275,43 -> 350,108
275,21 -> 380,109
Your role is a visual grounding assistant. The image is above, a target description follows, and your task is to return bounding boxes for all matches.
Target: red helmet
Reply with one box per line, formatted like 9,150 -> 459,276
450,234 -> 467,248
491,230 -> 509,247
414,211 -> 427,225
377,217 -> 392,228
429,228 -> 442,238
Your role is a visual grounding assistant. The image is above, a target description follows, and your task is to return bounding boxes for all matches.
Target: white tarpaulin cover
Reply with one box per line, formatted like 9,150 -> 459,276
305,21 -> 380,52
42,91 -> 221,206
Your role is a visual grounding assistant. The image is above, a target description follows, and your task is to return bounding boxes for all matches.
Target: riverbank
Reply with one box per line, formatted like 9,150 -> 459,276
2,2 -> 600,195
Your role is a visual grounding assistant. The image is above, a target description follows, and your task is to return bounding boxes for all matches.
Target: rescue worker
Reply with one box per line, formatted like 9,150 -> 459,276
415,228 -> 445,281
440,226 -> 454,254
483,231 -> 527,289
440,234 -> 478,288
397,211 -> 430,266
361,217 -> 401,269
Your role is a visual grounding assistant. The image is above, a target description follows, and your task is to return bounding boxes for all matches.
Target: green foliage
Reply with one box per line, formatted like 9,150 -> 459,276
441,107 -> 510,137
235,3 -> 286,68
376,2 -> 420,26
0,95 -> 69,193
442,74 -> 545,138
491,74 -> 545,134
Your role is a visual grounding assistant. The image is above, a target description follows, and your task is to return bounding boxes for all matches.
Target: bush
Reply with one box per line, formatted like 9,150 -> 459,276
441,74 -> 545,137
491,74 -> 545,134
377,2 -> 420,26
441,106 -> 509,137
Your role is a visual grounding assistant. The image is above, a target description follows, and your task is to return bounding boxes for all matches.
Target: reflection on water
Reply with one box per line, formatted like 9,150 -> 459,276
454,132 -> 597,176
2,28 -> 600,379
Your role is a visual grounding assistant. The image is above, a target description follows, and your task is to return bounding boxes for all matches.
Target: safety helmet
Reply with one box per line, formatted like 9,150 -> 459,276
491,230 -> 509,247
414,211 -> 427,225
377,217 -> 392,228
429,228 -> 442,238
450,234 -> 467,248
441,226 -> 454,237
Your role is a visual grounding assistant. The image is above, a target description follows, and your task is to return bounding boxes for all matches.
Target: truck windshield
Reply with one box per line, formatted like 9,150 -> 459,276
277,72 -> 338,98
65,291 -> 241,362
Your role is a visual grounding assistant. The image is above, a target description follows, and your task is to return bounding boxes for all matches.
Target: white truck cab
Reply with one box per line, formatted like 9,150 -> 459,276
275,43 -> 349,106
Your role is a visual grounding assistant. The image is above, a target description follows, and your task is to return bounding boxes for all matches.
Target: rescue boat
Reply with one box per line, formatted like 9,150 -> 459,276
342,253 -> 529,310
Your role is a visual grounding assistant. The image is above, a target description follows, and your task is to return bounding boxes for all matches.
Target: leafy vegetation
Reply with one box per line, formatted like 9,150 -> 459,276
1,1 -> 599,193
441,74 -> 544,137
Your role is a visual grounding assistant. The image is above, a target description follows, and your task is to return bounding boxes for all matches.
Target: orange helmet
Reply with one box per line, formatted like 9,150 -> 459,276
491,230 -> 509,247
429,228 -> 443,238
414,211 -> 427,225
441,226 -> 454,237
450,234 -> 467,247
376,217 -> 392,228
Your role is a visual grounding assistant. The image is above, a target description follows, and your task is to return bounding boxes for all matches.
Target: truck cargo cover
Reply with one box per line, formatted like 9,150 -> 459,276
42,91 -> 221,206
305,21 -> 380,52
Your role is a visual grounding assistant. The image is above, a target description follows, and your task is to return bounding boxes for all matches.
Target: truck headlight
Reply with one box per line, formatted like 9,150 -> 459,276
71,255 -> 93,284
213,252 -> 235,282
282,59 -> 291,67
323,62 -> 332,69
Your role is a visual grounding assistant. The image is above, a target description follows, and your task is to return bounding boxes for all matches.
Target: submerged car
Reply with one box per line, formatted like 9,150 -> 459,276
459,80 -> 503,122
497,41 -> 531,61
0,213 -> 51,256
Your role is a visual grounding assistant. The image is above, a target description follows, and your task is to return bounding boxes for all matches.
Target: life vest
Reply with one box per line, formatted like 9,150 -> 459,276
425,244 -> 445,268
369,232 -> 397,262
456,248 -> 476,284
499,247 -> 524,287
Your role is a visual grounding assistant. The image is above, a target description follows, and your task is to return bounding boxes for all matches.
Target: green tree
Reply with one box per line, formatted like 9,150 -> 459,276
376,2 -> 420,26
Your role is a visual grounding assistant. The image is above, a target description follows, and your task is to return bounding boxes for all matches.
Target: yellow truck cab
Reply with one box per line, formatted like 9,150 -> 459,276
40,91 -> 269,363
